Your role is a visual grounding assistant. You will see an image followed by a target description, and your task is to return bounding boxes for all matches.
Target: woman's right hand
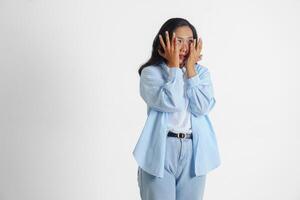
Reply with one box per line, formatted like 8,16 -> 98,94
158,31 -> 180,68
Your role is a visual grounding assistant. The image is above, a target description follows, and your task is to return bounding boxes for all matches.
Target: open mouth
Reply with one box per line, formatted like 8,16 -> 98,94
179,55 -> 186,60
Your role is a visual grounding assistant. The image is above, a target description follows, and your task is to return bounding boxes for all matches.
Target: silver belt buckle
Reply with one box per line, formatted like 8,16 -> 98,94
177,133 -> 186,139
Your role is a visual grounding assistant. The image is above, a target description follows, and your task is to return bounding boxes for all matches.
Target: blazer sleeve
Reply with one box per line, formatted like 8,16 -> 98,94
139,66 -> 185,112
186,65 -> 216,117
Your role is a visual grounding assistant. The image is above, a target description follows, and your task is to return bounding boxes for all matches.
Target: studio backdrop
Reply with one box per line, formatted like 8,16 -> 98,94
0,0 -> 299,200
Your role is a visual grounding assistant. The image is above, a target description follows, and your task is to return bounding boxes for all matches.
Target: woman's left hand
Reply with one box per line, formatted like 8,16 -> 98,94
186,37 -> 203,67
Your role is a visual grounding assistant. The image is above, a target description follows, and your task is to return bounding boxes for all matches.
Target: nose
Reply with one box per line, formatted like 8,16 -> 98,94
180,42 -> 189,54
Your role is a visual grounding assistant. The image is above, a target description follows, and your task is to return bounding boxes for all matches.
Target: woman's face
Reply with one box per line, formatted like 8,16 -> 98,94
174,26 -> 194,66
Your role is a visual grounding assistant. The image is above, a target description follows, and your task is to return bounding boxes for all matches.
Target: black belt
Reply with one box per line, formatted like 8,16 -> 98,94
167,131 -> 192,139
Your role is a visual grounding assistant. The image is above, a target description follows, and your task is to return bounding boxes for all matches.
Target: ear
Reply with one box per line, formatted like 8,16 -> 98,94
157,49 -> 166,59
158,46 -> 164,53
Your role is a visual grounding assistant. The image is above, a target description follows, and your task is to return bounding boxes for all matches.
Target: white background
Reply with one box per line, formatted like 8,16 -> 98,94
0,0 -> 300,199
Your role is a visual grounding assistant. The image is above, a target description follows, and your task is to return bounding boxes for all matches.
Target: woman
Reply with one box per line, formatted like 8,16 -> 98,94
133,18 -> 221,200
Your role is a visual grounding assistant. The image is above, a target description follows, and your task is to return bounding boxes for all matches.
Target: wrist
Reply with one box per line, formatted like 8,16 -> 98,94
167,61 -> 179,68
186,61 -> 195,69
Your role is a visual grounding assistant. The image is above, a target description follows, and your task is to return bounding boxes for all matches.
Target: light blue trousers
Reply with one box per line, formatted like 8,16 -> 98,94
137,136 -> 206,200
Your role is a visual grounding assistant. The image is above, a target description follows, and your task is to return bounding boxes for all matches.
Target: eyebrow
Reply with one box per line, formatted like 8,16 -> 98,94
176,36 -> 194,39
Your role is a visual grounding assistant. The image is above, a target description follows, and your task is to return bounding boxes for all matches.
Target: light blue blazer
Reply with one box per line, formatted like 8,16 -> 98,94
132,60 -> 221,178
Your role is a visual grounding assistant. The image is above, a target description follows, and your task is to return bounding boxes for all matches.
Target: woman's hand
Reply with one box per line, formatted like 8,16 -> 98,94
158,31 -> 180,68
186,37 -> 203,67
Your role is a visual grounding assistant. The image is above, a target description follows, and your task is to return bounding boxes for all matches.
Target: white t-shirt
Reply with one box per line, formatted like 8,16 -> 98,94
166,66 -> 192,134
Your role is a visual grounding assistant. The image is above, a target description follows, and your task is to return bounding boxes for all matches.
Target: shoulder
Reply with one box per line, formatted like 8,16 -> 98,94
196,63 -> 209,72
196,63 -> 210,76
141,65 -> 164,79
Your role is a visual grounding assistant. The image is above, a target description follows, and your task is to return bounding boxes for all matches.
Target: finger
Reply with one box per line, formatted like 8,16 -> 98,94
175,42 -> 180,53
173,33 -> 179,52
190,40 -> 195,51
193,39 -> 196,49
197,37 -> 202,51
165,31 -> 170,49
158,34 -> 166,50
171,32 -> 176,51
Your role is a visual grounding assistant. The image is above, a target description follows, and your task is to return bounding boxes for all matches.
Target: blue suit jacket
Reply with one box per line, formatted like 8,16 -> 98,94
133,61 -> 221,178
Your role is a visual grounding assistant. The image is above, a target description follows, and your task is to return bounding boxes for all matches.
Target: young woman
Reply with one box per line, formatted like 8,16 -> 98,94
132,18 -> 221,200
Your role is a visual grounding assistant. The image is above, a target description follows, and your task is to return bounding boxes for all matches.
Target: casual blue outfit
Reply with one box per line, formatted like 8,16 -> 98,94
133,60 -> 221,200
137,136 -> 206,200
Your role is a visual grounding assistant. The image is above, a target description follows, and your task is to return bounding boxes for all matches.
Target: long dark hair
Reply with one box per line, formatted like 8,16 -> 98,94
138,18 -> 198,76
